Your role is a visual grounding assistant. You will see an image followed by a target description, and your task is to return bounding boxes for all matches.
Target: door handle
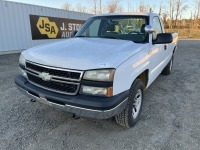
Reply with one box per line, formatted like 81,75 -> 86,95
164,45 -> 167,50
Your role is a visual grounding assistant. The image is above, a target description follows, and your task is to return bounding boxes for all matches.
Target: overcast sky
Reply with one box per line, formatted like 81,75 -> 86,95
5,0 -> 194,19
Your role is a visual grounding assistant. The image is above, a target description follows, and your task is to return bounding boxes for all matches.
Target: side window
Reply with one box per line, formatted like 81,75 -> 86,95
152,17 -> 163,40
83,19 -> 101,36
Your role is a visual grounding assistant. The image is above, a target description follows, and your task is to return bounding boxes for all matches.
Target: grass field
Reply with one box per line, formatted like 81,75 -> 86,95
166,29 -> 200,39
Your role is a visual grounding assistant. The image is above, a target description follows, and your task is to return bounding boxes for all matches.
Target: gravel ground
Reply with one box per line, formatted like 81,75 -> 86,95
0,40 -> 200,150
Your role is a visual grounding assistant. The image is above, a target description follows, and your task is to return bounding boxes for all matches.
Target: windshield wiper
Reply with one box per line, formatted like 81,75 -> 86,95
75,35 -> 86,37
75,35 -> 119,40
99,36 -> 118,39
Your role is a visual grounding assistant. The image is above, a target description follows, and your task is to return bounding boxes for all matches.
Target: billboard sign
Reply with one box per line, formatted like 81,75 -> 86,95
29,15 -> 85,40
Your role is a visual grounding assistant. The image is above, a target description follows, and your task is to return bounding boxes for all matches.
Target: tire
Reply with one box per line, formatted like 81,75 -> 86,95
115,79 -> 144,128
162,55 -> 174,75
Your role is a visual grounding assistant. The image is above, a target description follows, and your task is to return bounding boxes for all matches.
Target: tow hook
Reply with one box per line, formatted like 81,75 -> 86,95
30,99 -> 36,102
72,114 -> 80,119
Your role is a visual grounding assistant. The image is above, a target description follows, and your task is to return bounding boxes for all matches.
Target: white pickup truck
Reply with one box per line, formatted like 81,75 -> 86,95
15,13 -> 178,128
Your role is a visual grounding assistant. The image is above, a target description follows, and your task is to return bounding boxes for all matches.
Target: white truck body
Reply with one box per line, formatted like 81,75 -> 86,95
15,12 -> 178,127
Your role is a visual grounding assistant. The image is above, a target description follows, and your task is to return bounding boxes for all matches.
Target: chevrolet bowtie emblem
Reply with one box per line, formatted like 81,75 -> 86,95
38,72 -> 51,81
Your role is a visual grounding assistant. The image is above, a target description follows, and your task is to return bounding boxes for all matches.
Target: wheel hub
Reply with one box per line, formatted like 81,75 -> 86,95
132,89 -> 142,119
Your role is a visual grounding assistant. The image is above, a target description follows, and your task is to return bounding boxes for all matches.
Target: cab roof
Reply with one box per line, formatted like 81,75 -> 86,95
93,12 -> 158,17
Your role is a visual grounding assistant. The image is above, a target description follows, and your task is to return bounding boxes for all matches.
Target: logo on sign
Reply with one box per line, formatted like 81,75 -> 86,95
36,17 -> 58,38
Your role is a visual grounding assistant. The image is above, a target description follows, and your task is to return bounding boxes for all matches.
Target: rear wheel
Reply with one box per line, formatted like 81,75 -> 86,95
162,55 -> 174,75
115,79 -> 144,128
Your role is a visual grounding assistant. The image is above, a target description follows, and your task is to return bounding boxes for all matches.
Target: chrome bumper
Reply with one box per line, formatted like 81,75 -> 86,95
17,86 -> 128,119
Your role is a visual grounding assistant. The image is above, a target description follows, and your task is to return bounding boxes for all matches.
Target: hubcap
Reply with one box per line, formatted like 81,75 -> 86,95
132,89 -> 142,119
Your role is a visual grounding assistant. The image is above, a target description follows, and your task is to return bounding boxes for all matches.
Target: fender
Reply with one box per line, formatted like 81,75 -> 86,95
113,47 -> 149,95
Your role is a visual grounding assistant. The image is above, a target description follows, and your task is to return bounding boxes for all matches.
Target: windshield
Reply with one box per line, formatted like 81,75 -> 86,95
76,15 -> 149,43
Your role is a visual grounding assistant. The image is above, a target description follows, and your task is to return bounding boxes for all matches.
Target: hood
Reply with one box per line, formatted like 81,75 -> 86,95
23,38 -> 147,70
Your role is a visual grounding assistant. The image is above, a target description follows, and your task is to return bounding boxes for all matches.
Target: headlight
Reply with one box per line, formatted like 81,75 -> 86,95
19,67 -> 27,78
83,69 -> 115,82
19,54 -> 26,77
19,54 -> 26,66
80,85 -> 113,97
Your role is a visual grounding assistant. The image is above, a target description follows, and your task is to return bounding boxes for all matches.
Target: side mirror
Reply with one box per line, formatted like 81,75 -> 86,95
153,33 -> 173,44
71,31 -> 78,37
145,25 -> 154,34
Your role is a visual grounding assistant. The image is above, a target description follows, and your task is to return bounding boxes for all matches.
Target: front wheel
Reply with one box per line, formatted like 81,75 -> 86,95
115,79 -> 144,128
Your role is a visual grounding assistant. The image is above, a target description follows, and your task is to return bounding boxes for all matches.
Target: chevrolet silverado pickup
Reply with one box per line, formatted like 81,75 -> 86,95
15,13 -> 178,128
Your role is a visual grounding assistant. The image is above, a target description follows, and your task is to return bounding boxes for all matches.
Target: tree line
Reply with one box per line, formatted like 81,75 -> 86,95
61,0 -> 200,29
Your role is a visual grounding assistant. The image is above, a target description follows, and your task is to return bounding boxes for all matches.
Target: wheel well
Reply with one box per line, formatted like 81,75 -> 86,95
136,70 -> 149,89
173,46 -> 177,54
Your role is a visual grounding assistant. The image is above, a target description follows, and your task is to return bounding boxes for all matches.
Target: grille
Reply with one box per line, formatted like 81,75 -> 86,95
26,62 -> 81,80
25,61 -> 82,95
27,73 -> 78,94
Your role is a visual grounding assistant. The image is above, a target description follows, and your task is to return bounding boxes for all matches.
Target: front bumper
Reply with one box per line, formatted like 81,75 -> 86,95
15,75 -> 128,119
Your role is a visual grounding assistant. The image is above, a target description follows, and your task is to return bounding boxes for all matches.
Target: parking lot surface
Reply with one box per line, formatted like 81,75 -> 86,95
0,40 -> 200,150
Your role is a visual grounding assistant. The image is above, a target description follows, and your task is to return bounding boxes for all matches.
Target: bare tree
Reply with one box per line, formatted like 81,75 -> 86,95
91,0 -> 98,14
127,1 -> 131,12
159,5 -> 168,28
192,0 -> 200,29
162,12 -> 168,28
107,0 -> 119,13
138,1 -> 151,12
61,2 -> 71,11
195,0 -> 200,19
182,19 -> 187,28
169,0 -> 175,28
100,0 -> 102,14
158,3 -> 162,16
76,3 -> 87,13
189,11 -> 194,29
174,0 -> 188,27
117,5 -> 124,12
158,1 -> 168,28
139,1 -> 146,12
127,0 -> 133,12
